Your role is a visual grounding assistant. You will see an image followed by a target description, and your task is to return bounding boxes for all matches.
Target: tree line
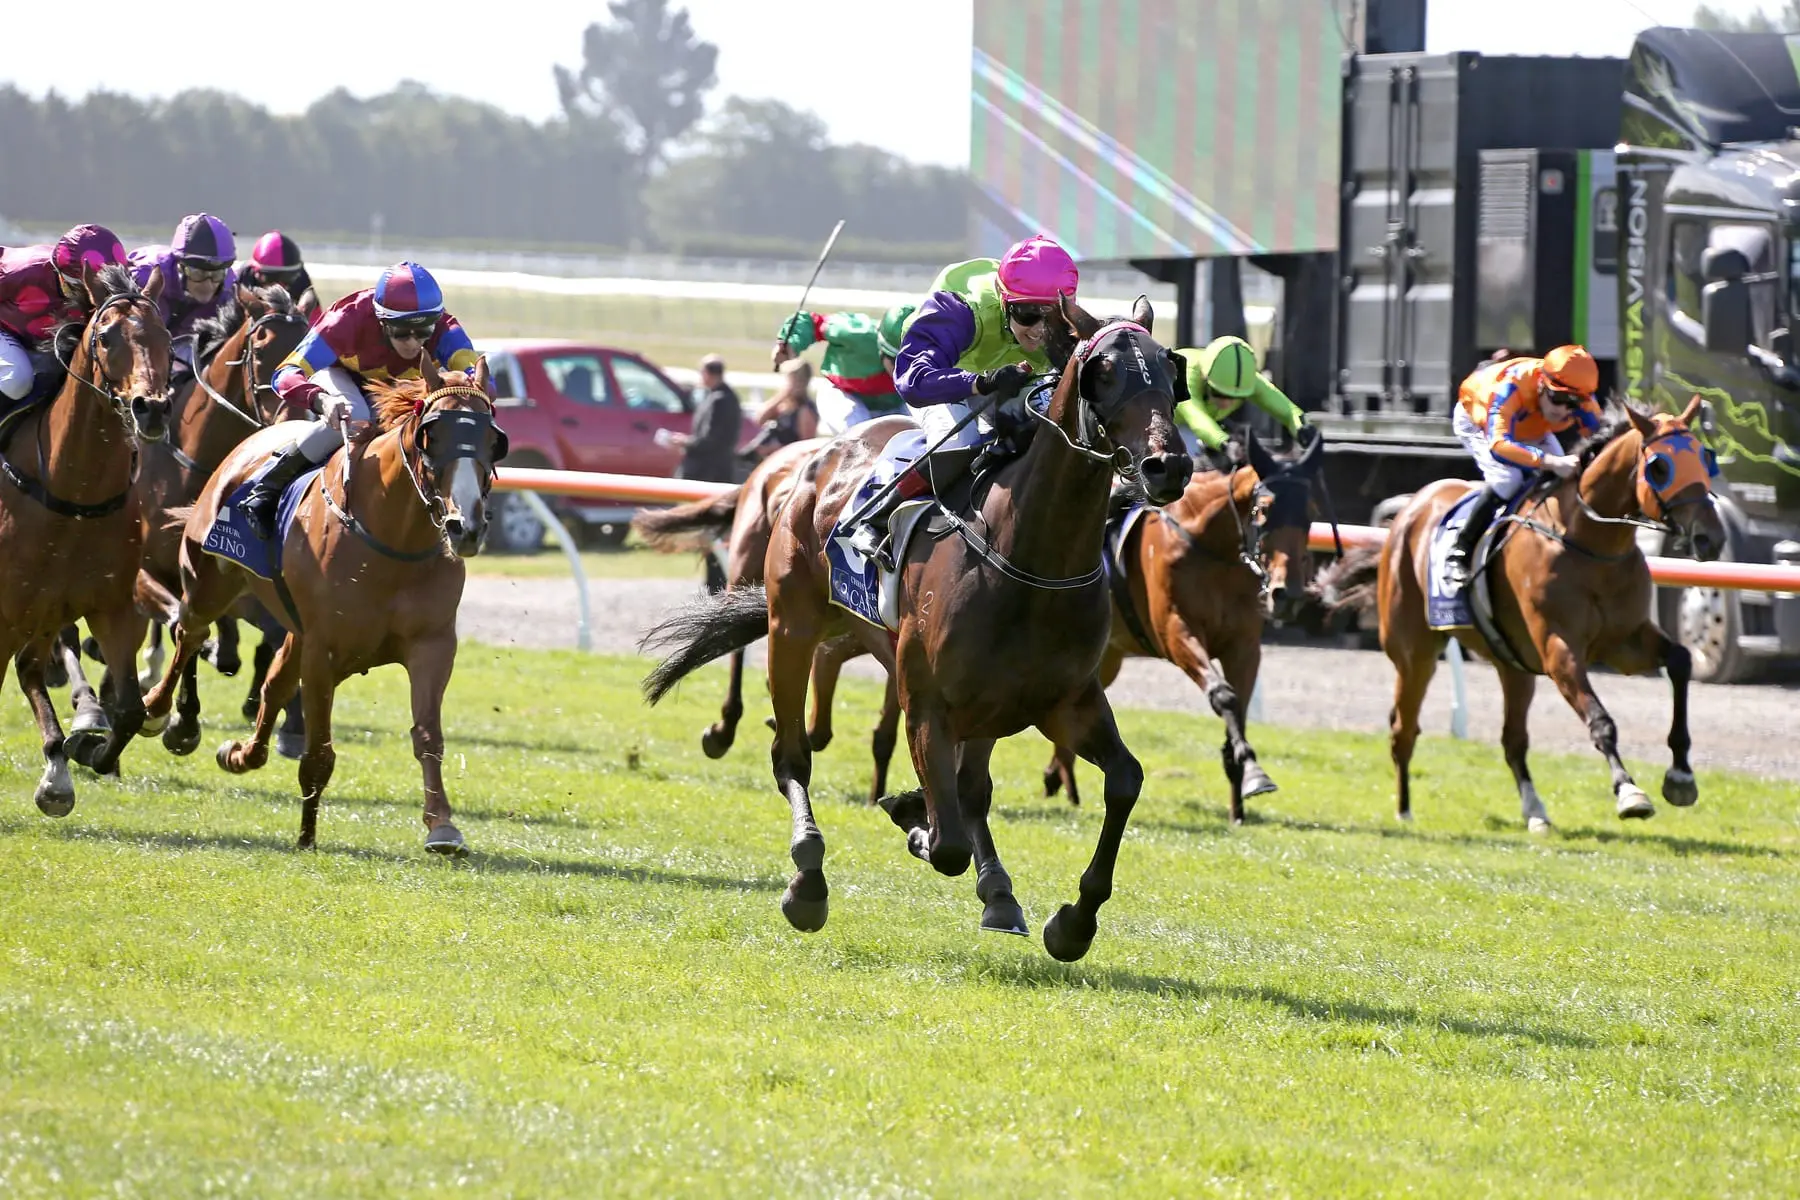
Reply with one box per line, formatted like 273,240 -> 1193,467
0,0 -> 966,260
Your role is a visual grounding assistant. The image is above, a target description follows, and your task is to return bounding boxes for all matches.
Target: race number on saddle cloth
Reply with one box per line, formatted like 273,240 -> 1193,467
0,225 -> 130,414
776,303 -> 914,432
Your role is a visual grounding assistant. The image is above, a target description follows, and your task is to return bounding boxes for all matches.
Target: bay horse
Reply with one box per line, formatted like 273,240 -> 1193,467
643,296 -> 1193,961
1326,398 -> 1724,830
1043,429 -> 1329,823
632,435 -> 904,804
139,357 -> 506,853
1,263 -> 172,814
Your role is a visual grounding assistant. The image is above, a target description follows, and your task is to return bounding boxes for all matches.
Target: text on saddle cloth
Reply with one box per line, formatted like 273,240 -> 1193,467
202,457 -> 323,581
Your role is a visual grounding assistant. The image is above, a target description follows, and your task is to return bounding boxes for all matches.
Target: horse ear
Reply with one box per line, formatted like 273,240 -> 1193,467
1678,393 -> 1705,426
1245,427 -> 1279,479
1058,292 -> 1101,339
1130,293 -> 1154,335
473,354 -> 492,396
83,260 -> 107,307
419,353 -> 443,391
1626,404 -> 1657,440
142,264 -> 164,305
236,282 -> 264,315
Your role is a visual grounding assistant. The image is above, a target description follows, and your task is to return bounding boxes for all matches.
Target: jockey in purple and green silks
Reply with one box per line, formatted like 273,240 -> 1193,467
772,302 -> 915,434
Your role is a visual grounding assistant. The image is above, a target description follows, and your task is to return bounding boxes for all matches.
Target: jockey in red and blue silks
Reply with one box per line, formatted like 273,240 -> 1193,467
129,214 -> 239,384
0,224 -> 130,410
241,260 -> 480,539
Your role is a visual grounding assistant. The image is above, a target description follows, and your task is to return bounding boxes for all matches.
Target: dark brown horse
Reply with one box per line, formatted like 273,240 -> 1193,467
1,263 -> 172,813
1043,430 -> 1329,823
643,297 -> 1192,960
1327,398 -> 1725,830
632,435 -> 904,804
140,358 -> 506,852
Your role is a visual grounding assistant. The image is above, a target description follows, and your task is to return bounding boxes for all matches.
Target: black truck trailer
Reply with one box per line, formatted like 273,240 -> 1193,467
1268,27 -> 1800,682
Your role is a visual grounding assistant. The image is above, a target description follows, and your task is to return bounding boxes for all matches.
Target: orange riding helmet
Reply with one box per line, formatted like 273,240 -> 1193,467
1541,345 -> 1599,398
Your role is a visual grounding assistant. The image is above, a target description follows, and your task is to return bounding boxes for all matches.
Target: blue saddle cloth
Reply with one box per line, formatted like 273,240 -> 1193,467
1426,487 -> 1530,631
200,459 -> 322,581
825,428 -> 929,629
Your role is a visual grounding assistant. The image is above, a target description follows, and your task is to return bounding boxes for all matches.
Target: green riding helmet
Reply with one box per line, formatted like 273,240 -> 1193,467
876,302 -> 917,360
1204,335 -> 1260,399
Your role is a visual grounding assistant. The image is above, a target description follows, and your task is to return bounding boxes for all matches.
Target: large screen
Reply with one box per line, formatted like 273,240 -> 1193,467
971,0 -> 1350,260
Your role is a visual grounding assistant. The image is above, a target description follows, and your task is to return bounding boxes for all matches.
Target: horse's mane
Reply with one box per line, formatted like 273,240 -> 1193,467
48,263 -> 142,361
192,284 -> 294,366
1573,398 -> 1646,473
363,376 -> 433,435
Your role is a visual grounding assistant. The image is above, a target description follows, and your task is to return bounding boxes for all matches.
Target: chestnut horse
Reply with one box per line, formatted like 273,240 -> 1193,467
1043,429 -> 1330,823
139,357 -> 506,852
644,297 -> 1193,960
1327,399 -> 1724,830
632,435 -> 904,804
1,263 -> 171,813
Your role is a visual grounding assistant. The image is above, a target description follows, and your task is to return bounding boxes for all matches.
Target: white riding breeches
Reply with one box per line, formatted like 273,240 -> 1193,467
813,381 -> 869,435
1453,407 -> 1558,500
0,327 -> 34,401
907,398 -> 992,451
294,366 -> 372,461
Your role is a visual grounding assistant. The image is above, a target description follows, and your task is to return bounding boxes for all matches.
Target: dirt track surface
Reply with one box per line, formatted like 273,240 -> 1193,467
459,574 -> 1800,782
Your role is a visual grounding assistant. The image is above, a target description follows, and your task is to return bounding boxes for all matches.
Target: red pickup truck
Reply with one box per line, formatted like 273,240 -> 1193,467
477,338 -> 759,551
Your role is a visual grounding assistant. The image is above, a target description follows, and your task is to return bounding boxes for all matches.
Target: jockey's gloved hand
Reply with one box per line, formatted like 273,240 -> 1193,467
975,363 -> 1034,400
317,393 -> 351,431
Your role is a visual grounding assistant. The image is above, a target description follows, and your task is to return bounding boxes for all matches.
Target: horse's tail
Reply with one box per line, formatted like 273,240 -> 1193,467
631,488 -> 741,553
1315,547 -> 1382,626
639,585 -> 769,704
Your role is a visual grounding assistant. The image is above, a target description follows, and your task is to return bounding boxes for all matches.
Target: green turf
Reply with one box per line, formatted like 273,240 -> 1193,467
1,649 -> 1795,1196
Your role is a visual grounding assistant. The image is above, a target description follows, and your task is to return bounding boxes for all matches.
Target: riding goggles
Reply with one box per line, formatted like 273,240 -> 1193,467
1005,303 -> 1050,328
383,317 -> 439,341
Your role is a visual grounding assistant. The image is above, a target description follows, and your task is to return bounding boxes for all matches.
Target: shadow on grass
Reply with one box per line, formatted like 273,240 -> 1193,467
0,814 -> 778,895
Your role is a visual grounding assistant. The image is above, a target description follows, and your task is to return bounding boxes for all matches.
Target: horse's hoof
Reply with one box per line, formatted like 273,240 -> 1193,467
216,742 -> 240,773
1396,809 -> 1414,823
71,706 -> 110,736
1043,768 -> 1062,798
139,711 -> 168,736
1616,784 -> 1655,820
806,727 -> 833,753
34,761 -> 75,818
276,730 -> 305,761
207,645 -> 241,677
63,730 -> 107,771
1527,816 -> 1553,835
1043,904 -> 1097,963
980,895 -> 1030,937
81,637 -> 104,662
1662,768 -> 1698,808
162,721 -> 202,757
781,871 -> 829,932
240,696 -> 260,723
1239,761 -> 1279,799
425,823 -> 467,856
699,725 -> 732,759
43,658 -> 69,690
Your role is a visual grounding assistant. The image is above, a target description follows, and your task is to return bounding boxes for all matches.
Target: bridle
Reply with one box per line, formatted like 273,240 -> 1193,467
1507,424 -> 1719,560
189,308 -> 311,430
1027,319 -> 1165,480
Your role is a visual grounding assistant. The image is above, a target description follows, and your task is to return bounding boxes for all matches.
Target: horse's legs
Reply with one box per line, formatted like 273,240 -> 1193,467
407,636 -> 465,855
218,633 -> 302,775
207,616 -> 241,676
1540,632 -> 1654,820
243,631 -> 274,721
865,672 -> 901,807
1044,648 -> 1123,807
1608,621 -> 1699,810
958,737 -> 1027,935
137,620 -> 165,692
160,652 -> 204,757
1036,679 -> 1142,963
1386,637 -> 1443,822
1498,665 -> 1550,832
57,625 -> 110,766
806,634 -> 865,753
80,604 -> 149,776
767,618 -> 830,931
12,639 -> 75,817
902,705 -> 973,877
700,647 -> 745,759
295,649 -> 339,850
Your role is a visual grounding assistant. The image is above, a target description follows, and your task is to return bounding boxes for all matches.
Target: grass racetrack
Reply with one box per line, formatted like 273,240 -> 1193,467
1,648 -> 1796,1195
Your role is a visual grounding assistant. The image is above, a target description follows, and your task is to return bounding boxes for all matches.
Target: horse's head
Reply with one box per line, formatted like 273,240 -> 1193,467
1048,294 -> 1193,504
1626,396 -> 1726,561
236,284 -> 312,423
415,355 -> 509,557
75,262 -> 173,442
1244,428 -> 1326,621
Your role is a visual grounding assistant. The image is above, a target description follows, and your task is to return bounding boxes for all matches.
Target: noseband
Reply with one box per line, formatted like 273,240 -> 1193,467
1029,320 -> 1167,479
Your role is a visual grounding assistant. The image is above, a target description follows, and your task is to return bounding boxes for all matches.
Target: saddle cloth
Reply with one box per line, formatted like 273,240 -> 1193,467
201,456 -> 322,581
826,429 -> 934,631
1425,487 -> 1537,672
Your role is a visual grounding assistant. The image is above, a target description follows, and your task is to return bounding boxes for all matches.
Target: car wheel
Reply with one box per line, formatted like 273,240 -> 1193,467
1672,581 -> 1750,683
486,492 -> 547,554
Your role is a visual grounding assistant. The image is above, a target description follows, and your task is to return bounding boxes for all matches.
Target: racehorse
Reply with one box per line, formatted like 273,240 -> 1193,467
643,295 -> 1193,961
1,263 -> 171,814
1042,429 -> 1330,824
1324,398 -> 1725,830
632,435 -> 905,804
139,357 -> 506,853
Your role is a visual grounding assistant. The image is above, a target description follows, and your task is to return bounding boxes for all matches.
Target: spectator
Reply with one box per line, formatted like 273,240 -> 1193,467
668,353 -> 742,483
740,359 -> 820,464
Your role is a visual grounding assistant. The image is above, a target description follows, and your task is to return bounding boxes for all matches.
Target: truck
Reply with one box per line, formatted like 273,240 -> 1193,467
1267,25 -> 1800,682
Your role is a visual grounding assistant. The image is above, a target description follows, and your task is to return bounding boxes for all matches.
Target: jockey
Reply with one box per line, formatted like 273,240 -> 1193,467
847,234 -> 1074,563
129,213 -> 239,383
240,231 -> 321,322
1173,335 -> 1308,458
240,261 -> 480,539
771,301 -> 916,433
1444,344 -> 1605,585
0,224 -> 130,410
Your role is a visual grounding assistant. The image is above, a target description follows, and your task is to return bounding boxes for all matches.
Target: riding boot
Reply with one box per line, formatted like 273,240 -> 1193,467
241,442 -> 318,541
1444,484 -> 1503,588
1105,482 -> 1140,525
847,445 -> 977,570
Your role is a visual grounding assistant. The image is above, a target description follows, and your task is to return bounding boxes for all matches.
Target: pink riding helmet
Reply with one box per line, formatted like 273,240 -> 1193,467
996,234 -> 1078,304
52,224 -> 128,280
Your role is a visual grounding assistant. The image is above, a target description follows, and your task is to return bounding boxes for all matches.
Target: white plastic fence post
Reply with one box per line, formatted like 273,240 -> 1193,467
1446,638 -> 1469,739
519,490 -> 592,652
1248,677 -> 1265,723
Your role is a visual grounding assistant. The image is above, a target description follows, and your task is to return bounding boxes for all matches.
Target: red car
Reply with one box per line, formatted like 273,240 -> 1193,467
477,338 -> 759,552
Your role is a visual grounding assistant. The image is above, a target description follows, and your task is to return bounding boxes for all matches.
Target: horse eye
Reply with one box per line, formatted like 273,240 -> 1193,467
1646,455 -> 1674,488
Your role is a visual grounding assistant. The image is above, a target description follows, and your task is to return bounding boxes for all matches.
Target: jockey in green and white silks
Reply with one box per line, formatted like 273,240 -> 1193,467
773,302 -> 916,434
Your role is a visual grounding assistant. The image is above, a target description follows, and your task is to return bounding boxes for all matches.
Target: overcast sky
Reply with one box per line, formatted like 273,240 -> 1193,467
3,0 -> 1777,167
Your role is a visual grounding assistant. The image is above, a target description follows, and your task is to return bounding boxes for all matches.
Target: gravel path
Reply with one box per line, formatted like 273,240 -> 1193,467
460,574 -> 1800,781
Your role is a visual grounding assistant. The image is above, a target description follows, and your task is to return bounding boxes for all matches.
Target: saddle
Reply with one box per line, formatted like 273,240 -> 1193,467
1426,488 -> 1536,672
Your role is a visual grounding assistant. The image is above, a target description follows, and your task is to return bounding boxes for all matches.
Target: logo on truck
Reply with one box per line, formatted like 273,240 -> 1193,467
1623,176 -> 1649,402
